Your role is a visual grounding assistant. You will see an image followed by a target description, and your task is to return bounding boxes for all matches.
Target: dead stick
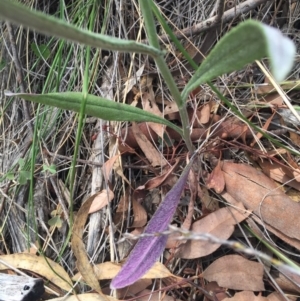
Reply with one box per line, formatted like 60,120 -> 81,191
156,0 -> 273,43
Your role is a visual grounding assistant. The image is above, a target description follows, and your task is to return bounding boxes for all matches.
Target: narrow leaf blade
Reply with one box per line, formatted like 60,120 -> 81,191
5,91 -> 182,135
110,159 -> 194,289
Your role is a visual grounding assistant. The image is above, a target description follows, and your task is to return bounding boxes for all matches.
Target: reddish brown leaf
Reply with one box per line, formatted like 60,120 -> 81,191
223,291 -> 267,301
88,189 -> 114,214
120,122 -> 158,150
206,160 -> 225,193
131,199 -> 147,228
117,279 -> 152,299
177,203 -> 249,258
102,154 -> 120,182
258,160 -> 300,191
266,292 -> 289,301
141,92 -> 166,140
222,161 -> 300,240
247,216 -> 300,251
137,159 -> 180,190
203,255 -> 265,291
272,271 -> 300,294
131,122 -> 166,167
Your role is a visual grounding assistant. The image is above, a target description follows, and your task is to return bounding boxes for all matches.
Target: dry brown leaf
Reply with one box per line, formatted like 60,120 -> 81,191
164,100 -> 179,116
198,185 -> 219,212
247,216 -> 300,251
206,160 -> 225,193
221,161 -> 300,240
203,255 -> 265,291
0,253 -> 72,292
71,194 -> 102,293
117,279 -> 152,299
48,294 -> 117,301
289,131 -> 300,147
141,92 -> 165,140
137,159 -> 180,190
102,154 -> 119,182
73,261 -> 176,282
272,271 -> 300,294
258,160 -> 300,191
197,102 -> 212,124
177,203 -> 249,259
88,189 -> 114,214
223,291 -> 267,301
266,292 -> 289,301
119,123 -> 158,151
251,111 -> 275,147
131,199 -> 147,228
131,122 -> 166,167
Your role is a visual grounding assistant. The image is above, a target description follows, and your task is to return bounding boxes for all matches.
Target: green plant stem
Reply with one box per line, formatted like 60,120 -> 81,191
244,225 -> 300,271
138,0 -> 194,153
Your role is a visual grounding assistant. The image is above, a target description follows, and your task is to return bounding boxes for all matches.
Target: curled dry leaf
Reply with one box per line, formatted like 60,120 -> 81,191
223,291 -> 267,301
258,160 -> 300,191
48,294 -> 117,301
117,279 -> 152,299
203,255 -> 265,291
131,199 -> 148,228
0,253 -> 72,292
131,122 -> 166,167
141,92 -> 165,140
266,292 -> 288,301
102,154 -> 120,182
247,215 -> 300,251
120,122 -> 158,151
222,161 -> 300,240
206,160 -> 225,193
73,261 -> 176,282
71,194 -> 102,293
88,189 -> 114,214
137,159 -> 180,190
272,271 -> 300,294
176,203 -> 249,259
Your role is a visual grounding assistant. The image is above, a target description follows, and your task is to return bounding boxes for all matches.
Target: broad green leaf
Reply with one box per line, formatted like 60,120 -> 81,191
48,215 -> 63,228
0,0 -> 163,58
19,170 -> 30,185
5,91 -> 183,135
182,20 -> 296,102
31,43 -> 51,60
42,164 -> 57,174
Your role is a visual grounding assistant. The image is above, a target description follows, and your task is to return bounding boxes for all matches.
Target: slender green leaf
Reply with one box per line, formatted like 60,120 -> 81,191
182,20 -> 296,101
5,91 -> 183,135
0,0 -> 163,58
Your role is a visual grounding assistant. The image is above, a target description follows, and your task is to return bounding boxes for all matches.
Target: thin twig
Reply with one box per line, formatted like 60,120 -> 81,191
155,0 -> 274,43
215,0 -> 226,22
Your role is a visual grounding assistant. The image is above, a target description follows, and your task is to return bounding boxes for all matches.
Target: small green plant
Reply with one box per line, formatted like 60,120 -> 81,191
0,0 -> 296,289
